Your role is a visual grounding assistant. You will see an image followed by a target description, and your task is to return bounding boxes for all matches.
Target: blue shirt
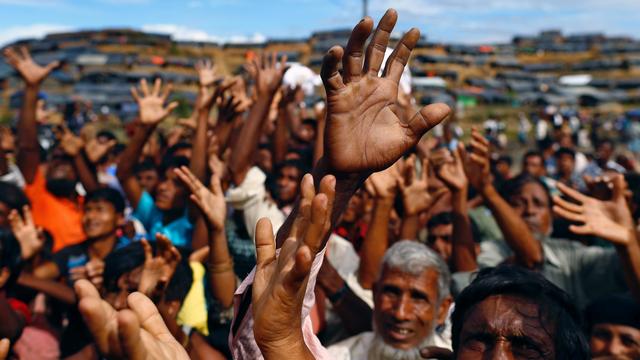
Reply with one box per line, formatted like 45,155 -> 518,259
133,191 -> 193,248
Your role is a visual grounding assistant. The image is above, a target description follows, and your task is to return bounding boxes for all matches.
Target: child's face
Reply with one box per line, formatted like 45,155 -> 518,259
154,168 -> 188,211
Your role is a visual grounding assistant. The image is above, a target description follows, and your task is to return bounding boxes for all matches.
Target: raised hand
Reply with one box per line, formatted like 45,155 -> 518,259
138,235 -> 181,298
174,166 -> 226,230
195,59 -> 221,87
85,258 -> 105,290
252,174 -> 335,358
85,137 -> 117,164
75,279 -> 189,360
3,46 -> 59,86
56,126 -> 85,157
9,205 -> 43,260
245,52 -> 287,96
463,128 -> 491,192
553,175 -> 635,245
130,78 -> 179,125
320,9 -> 450,174
397,156 -> 447,216
433,144 -> 468,192
217,93 -> 244,123
365,161 -> 399,199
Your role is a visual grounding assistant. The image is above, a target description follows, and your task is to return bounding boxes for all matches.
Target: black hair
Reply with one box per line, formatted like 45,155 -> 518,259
625,172 -> 640,220
555,147 -> 576,159
496,155 -> 512,166
165,142 -> 192,159
595,138 -> 614,149
0,229 -> 23,288
451,265 -> 590,360
134,158 -> 158,174
85,187 -> 126,214
427,211 -> 452,229
96,130 -> 117,142
159,155 -> 190,175
275,158 -> 310,179
585,293 -> 640,332
103,241 -> 192,303
300,118 -> 317,131
523,150 -> 544,162
499,173 -> 552,209
0,181 -> 30,212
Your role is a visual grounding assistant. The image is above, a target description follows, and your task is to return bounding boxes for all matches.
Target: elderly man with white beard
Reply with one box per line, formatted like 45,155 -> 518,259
327,240 -> 453,360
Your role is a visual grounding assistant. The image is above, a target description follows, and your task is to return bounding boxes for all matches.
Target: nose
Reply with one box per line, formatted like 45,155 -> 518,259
489,339 -> 516,360
605,336 -> 625,356
392,294 -> 413,322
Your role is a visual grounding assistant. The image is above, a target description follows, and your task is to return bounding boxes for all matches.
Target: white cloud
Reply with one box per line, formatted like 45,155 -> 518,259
0,24 -> 73,47
142,24 -> 267,44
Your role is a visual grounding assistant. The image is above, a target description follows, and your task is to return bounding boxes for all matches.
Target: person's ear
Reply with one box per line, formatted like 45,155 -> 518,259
0,267 -> 11,288
437,295 -> 453,326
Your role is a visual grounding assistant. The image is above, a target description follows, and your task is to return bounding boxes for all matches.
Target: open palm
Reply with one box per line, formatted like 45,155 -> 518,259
3,46 -> 59,86
321,9 -> 450,174
131,78 -> 178,125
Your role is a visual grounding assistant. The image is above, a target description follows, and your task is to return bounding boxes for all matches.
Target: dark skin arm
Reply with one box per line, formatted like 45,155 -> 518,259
433,145 -> 477,272
3,47 -> 59,184
17,273 -> 76,304
465,129 -> 542,268
273,95 -> 290,165
116,79 -> 178,208
228,53 -> 286,186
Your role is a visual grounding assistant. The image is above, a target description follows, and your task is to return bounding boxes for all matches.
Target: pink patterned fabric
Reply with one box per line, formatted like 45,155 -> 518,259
229,247 -> 331,359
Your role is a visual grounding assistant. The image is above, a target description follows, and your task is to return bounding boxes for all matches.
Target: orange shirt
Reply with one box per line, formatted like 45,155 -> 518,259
24,168 -> 84,252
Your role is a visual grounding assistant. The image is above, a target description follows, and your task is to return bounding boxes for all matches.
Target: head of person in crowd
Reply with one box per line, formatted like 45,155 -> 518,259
493,155 -> 512,182
102,242 -> 192,312
166,142 -> 192,160
555,147 -> 576,179
596,138 -> 615,164
134,158 -> 160,193
586,294 -> 640,359
0,181 -> 29,228
256,143 -> 274,174
426,212 -> 479,265
275,159 -> 307,208
155,156 -> 190,212
295,118 -> 317,145
0,229 -> 23,289
341,189 -> 366,225
46,147 -> 79,198
82,187 -> 125,241
451,265 -> 590,360
500,173 -> 553,237
522,150 -> 546,178
371,240 -> 452,358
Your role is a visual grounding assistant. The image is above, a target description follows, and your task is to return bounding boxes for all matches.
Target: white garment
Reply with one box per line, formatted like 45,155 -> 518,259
225,166 -> 285,241
0,163 -> 25,188
327,331 -> 451,360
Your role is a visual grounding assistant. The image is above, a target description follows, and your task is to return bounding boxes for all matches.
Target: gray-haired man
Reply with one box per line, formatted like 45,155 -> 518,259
328,240 -> 453,360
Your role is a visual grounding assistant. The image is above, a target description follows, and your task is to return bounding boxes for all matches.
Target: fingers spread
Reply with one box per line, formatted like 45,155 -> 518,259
407,103 -> 451,140
363,8 -> 398,76
553,205 -> 585,223
383,27 -> 420,84
342,17 -> 374,83
320,46 -> 345,93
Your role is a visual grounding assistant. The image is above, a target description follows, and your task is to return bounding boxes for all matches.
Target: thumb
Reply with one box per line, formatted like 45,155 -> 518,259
45,60 -> 60,72
407,103 -> 451,141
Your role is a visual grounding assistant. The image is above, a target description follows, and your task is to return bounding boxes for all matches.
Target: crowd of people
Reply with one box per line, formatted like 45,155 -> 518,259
0,8 -> 639,360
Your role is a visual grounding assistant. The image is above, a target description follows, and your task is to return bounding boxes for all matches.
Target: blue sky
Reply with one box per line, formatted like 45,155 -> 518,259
0,0 -> 638,46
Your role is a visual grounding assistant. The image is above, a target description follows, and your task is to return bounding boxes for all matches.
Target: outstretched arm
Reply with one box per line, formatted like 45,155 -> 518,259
465,129 -> 543,268
116,79 -> 178,208
228,53 -> 286,186
3,47 -> 59,184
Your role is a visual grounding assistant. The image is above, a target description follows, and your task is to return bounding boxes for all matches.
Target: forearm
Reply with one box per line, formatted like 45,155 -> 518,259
228,96 -> 272,185
358,197 -> 394,289
74,154 -> 99,192
117,124 -> 155,181
450,189 -> 477,272
400,214 -> 419,240
482,185 -> 543,268
207,228 -> 235,308
273,108 -> 288,165
191,109 -> 209,182
17,273 -> 76,304
213,118 -> 237,157
17,85 -> 40,183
